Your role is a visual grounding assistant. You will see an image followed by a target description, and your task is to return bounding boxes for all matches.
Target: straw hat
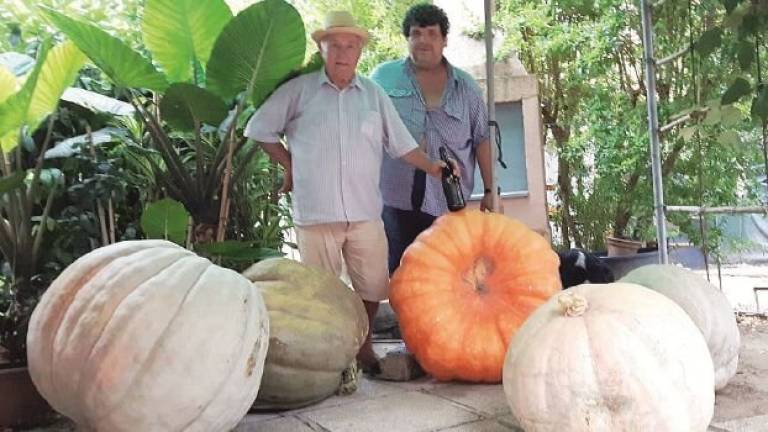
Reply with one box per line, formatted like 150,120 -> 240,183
311,10 -> 369,44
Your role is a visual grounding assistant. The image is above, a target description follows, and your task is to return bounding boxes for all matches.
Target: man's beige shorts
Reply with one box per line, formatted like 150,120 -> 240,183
295,220 -> 389,302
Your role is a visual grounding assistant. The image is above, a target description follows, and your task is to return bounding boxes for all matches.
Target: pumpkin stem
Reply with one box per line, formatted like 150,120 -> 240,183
557,292 -> 588,317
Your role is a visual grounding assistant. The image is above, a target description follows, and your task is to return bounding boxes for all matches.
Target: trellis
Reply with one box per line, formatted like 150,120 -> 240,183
639,0 -> 768,282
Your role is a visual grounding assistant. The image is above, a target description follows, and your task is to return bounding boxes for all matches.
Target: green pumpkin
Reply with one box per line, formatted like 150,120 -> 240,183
620,264 -> 740,390
242,257 -> 368,410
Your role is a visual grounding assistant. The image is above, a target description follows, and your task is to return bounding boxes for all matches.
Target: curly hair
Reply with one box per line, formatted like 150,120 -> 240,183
401,3 -> 450,38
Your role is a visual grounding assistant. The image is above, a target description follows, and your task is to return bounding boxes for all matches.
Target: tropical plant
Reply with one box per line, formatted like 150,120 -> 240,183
0,39 -> 86,363
40,0 -> 307,245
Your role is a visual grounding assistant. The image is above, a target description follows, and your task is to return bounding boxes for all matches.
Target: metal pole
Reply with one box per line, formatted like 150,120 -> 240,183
484,0 -> 499,212
640,0 -> 669,264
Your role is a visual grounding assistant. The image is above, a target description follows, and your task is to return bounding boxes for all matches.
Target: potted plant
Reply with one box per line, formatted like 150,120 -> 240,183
0,38 -> 86,427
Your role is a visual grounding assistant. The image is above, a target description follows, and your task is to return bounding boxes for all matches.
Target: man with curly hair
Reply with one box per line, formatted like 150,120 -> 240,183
372,3 -> 494,275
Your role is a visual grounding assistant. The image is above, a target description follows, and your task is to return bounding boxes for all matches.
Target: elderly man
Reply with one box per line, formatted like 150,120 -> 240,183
372,4 -> 494,275
244,10 -> 450,372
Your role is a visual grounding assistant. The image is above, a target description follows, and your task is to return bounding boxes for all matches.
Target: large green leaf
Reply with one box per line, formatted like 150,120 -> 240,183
207,0 -> 305,106
0,66 -> 17,104
61,88 -> 135,116
751,86 -> 768,122
142,0 -> 232,83
159,83 -> 229,131
0,41 -> 85,153
27,41 -> 86,133
140,198 -> 189,245
695,28 -> 722,57
722,77 -> 752,105
40,7 -> 168,92
0,41 -> 52,152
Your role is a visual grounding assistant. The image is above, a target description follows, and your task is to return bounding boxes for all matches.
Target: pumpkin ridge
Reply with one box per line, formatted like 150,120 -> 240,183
586,306 -> 691,429
177,267 -> 261,432
62,247 -> 193,419
600,314 -> 674,427
28,241 -> 183,422
88,256 -> 214,424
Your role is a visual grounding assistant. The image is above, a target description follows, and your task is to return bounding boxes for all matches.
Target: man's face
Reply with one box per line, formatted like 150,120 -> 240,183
320,33 -> 363,84
407,24 -> 446,68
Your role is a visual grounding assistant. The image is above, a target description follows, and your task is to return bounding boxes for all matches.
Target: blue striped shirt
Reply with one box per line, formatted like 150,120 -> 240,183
244,69 -> 419,226
371,58 -> 489,216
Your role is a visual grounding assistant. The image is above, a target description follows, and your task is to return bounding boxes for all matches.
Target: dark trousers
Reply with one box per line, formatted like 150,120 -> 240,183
382,205 -> 437,275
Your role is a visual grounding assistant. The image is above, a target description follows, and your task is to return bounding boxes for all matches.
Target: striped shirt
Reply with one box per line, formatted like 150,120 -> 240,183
371,58 -> 489,216
244,69 -> 418,226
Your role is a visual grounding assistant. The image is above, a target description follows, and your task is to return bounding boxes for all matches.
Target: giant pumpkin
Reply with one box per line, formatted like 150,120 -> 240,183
242,257 -> 368,410
26,240 -> 269,432
503,283 -> 714,432
389,210 -> 561,382
621,264 -> 740,390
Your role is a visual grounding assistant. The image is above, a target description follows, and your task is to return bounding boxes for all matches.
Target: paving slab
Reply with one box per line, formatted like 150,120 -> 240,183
298,390 -> 480,432
234,415 -> 318,432
711,414 -> 768,432
426,383 -> 510,417
436,418 -> 519,431
285,374 -> 404,415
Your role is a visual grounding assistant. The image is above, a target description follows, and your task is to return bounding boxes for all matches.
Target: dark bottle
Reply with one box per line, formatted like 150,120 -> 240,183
439,146 -> 465,212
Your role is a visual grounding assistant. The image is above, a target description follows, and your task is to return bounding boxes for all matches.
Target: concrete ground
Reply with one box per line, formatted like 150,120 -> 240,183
231,315 -> 768,432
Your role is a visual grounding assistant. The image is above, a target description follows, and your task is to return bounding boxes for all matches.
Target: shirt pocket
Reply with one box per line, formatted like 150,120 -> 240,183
360,110 -> 383,142
386,88 -> 423,137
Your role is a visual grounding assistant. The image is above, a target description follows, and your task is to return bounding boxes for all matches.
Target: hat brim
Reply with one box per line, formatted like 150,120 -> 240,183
311,27 -> 369,44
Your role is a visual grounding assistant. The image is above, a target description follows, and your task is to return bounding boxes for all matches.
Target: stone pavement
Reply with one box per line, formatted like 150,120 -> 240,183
234,375 -> 767,432
235,376 -> 522,432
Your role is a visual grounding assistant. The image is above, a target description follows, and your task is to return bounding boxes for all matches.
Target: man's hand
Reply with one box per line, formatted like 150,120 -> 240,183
480,191 -> 494,212
427,158 -> 460,179
279,167 -> 293,194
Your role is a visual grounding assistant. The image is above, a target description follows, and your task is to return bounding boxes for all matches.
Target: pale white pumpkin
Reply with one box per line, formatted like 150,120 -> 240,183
621,264 -> 740,390
503,283 -> 714,432
26,240 -> 269,432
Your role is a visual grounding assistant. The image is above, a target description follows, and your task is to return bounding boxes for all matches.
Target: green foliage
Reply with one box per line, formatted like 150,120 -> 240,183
141,198 -> 190,244
494,0 -> 765,251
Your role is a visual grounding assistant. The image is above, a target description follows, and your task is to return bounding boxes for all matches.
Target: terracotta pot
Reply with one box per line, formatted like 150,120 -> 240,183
605,236 -> 643,257
0,365 -> 57,428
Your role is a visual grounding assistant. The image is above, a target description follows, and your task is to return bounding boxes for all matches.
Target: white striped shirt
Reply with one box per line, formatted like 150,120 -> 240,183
244,69 -> 418,226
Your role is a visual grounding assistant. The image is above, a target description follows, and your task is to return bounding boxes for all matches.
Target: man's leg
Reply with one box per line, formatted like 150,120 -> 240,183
342,220 -> 390,371
295,223 -> 344,277
382,206 -> 408,275
382,206 -> 437,275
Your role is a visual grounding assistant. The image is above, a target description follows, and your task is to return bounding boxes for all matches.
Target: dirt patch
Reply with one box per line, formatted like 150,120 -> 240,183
713,315 -> 768,422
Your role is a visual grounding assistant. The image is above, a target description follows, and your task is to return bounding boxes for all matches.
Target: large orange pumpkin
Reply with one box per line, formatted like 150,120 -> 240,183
389,210 -> 561,382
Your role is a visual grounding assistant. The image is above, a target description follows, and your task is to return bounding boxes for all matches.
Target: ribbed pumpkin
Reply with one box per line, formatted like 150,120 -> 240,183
503,283 -> 714,432
26,240 -> 269,432
621,264 -> 740,390
242,257 -> 368,410
389,210 -> 561,382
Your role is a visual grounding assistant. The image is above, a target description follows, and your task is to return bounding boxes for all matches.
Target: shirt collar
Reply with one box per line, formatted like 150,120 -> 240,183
405,57 -> 462,120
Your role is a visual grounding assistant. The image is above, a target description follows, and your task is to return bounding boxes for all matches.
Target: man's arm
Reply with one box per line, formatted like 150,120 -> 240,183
258,141 -> 293,193
258,141 -> 291,169
399,148 -> 444,178
476,138 -> 493,192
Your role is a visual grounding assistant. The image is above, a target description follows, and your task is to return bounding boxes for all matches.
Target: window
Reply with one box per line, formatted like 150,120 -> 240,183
470,101 -> 528,199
